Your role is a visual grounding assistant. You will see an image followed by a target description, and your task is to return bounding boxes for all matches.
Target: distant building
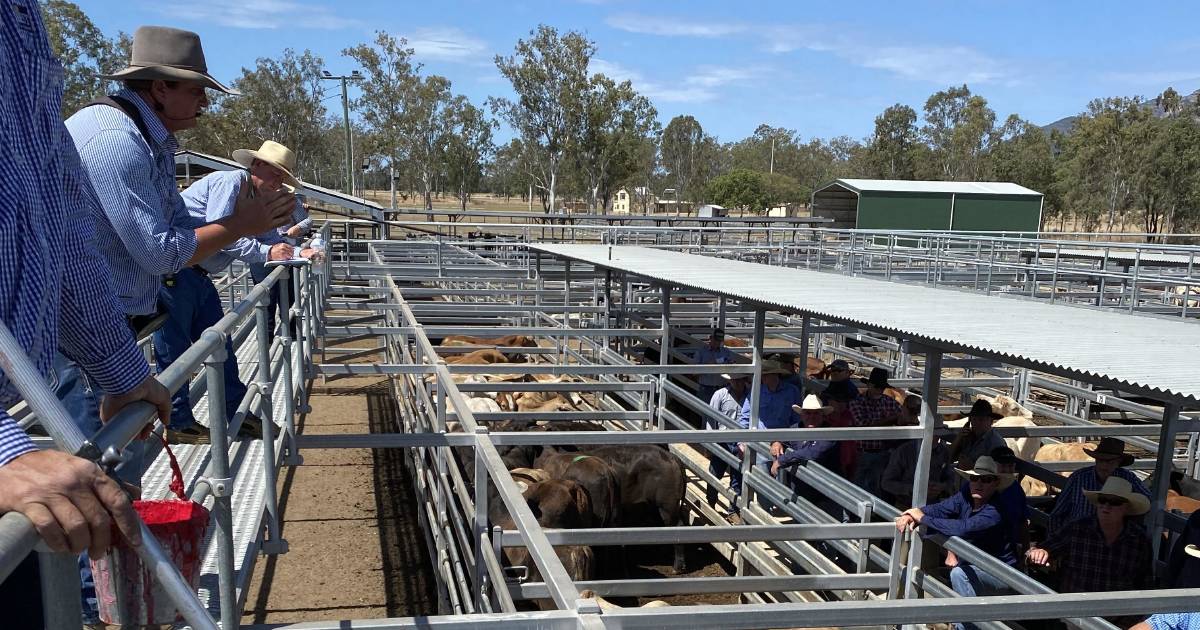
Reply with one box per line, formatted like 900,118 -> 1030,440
811,179 -> 1043,233
696,204 -> 728,218
767,203 -> 807,218
613,188 -> 631,214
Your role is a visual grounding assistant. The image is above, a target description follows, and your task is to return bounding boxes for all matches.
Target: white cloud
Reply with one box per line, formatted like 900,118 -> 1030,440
162,0 -> 361,30
761,25 -> 1013,85
590,58 -> 758,103
403,27 -> 489,63
605,13 -> 747,38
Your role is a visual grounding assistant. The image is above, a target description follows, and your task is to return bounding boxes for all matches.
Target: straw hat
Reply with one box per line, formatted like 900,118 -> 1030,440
760,359 -> 791,376
103,26 -> 238,95
1083,477 -> 1150,516
1185,544 -> 1200,559
1083,437 -> 1135,467
954,456 -> 1015,489
233,140 -> 302,190
792,394 -> 831,414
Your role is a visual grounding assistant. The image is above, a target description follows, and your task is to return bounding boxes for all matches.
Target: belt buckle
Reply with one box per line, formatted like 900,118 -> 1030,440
163,273 -> 176,288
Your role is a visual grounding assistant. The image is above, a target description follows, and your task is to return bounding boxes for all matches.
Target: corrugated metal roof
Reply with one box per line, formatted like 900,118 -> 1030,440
825,179 -> 1043,196
531,244 -> 1200,405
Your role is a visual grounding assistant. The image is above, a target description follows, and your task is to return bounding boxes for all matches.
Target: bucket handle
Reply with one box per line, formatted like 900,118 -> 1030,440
156,432 -> 188,501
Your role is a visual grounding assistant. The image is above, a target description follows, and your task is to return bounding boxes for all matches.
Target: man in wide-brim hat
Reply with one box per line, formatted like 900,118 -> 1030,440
1047,436 -> 1149,535
1028,476 -> 1152,608
103,25 -> 240,95
848,367 -> 904,496
949,398 -> 1007,471
896,455 -> 1020,617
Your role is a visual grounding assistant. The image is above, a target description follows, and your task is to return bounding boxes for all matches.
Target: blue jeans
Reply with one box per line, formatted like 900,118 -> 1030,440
53,352 -> 147,623
153,268 -> 246,428
707,448 -> 743,509
950,563 -> 1012,630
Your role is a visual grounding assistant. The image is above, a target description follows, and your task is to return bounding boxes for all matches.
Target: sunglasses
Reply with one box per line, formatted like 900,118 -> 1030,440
970,475 -> 998,484
1096,495 -> 1128,507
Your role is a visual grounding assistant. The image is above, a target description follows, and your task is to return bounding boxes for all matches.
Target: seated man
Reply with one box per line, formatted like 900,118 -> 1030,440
822,380 -> 860,479
948,399 -> 1006,469
1027,477 -> 1151,627
819,359 -> 860,404
848,367 -> 904,496
988,446 -> 1031,556
771,394 -> 839,475
880,394 -> 956,508
896,456 -> 1018,630
1046,437 -> 1150,535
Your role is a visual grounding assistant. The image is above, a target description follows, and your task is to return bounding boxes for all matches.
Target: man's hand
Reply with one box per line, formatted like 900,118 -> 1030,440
770,460 -> 782,476
227,183 -> 294,237
903,507 -> 925,524
944,550 -> 959,567
100,375 -> 171,438
1026,547 -> 1050,566
0,450 -> 142,555
895,513 -> 917,532
770,441 -> 784,458
285,225 -> 305,238
268,243 -> 295,261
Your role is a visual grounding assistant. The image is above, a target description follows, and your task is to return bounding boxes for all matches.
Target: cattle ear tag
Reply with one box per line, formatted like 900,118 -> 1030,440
515,481 -> 528,494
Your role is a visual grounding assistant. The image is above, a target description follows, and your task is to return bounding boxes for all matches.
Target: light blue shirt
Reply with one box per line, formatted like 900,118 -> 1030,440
65,88 -> 201,315
0,0 -> 150,464
182,170 -> 270,273
693,345 -> 737,387
1149,613 -> 1200,630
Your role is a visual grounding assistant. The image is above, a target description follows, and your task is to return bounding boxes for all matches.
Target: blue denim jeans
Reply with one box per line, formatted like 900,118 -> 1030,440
950,563 -> 1013,630
53,352 -> 147,623
153,267 -> 247,428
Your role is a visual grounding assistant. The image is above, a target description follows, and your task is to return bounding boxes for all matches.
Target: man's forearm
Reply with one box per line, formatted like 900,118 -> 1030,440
189,222 -> 247,265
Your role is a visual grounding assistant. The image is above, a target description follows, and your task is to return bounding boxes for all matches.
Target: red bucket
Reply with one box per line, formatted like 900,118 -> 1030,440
91,436 -> 211,625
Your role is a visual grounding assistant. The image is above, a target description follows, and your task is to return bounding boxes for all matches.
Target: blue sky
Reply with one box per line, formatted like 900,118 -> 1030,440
75,0 -> 1200,143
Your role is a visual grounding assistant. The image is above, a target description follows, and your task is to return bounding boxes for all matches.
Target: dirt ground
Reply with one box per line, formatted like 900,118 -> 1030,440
239,375 -> 437,624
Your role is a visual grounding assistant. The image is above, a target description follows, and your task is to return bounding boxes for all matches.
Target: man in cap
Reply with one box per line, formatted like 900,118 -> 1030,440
819,358 -> 860,404
155,141 -> 317,442
948,399 -> 1007,470
847,367 -> 904,496
707,372 -> 750,522
0,3 -> 168,624
1027,477 -> 1151,623
693,328 -> 738,405
896,457 -> 1019,630
1046,437 -> 1150,535
881,394 -> 956,508
63,26 -> 293,444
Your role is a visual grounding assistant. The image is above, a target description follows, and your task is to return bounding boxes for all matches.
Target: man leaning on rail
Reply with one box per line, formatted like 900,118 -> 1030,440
61,25 -> 295,445
0,2 -> 172,626
895,456 -> 1019,630
159,140 -> 317,444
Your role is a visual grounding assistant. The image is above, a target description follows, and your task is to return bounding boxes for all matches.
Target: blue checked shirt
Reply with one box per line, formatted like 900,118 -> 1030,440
0,0 -> 150,465
1148,613 -> 1200,630
183,170 -> 311,272
65,87 -> 201,315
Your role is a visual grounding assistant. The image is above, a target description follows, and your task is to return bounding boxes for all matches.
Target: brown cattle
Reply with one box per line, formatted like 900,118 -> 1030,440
1022,442 -> 1094,497
535,452 -> 621,527
1167,490 -> 1200,514
441,334 -> 538,347
579,590 -> 670,609
443,349 -> 512,365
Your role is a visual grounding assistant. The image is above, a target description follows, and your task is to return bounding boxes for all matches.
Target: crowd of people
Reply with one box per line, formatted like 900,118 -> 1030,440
0,8 -> 315,625
697,329 -> 1200,629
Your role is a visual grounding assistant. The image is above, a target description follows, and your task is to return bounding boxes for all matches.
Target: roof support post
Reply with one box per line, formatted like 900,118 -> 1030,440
1150,401 -> 1181,570
739,308 -> 766,512
903,346 -> 942,607
658,285 -> 672,431
798,314 -> 811,401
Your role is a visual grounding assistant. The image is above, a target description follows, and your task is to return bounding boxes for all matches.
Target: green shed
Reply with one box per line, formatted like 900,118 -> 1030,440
810,179 -> 1043,234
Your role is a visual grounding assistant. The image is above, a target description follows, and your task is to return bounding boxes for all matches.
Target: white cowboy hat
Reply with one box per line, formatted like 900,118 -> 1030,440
721,372 -> 751,381
792,394 -> 831,414
232,140 -> 302,190
1186,544 -> 1200,559
954,456 -> 1016,489
1083,476 -> 1150,516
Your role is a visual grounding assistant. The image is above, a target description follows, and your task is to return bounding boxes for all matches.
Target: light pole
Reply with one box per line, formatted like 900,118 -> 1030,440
663,188 -> 678,217
321,69 -> 362,195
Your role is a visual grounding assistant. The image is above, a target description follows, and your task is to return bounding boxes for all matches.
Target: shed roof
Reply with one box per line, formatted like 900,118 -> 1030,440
819,179 -> 1042,197
530,244 -> 1200,405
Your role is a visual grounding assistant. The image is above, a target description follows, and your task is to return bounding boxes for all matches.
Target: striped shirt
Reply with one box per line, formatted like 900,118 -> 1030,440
1148,613 -> 1200,630
0,0 -> 150,465
65,87 -> 200,315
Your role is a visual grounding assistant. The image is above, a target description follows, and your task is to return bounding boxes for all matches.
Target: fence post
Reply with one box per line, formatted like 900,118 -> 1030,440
255,293 -> 288,556
904,346 -> 942,606
277,269 -> 301,466
38,549 -> 82,628
202,335 -> 238,630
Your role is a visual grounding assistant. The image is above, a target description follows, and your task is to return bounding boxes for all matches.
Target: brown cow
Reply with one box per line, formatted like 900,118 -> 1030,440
1022,442 -> 1093,497
535,452 -> 621,527
441,334 -> 538,347
443,349 -> 513,365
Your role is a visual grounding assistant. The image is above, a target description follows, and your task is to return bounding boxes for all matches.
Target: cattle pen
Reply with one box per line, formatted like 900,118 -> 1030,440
4,207 -> 1200,629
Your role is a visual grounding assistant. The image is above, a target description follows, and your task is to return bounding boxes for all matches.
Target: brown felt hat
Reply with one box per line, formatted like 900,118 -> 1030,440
104,26 -> 239,95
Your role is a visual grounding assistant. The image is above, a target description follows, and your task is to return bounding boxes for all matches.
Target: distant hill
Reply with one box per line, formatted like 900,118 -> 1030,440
1040,88 -> 1200,135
